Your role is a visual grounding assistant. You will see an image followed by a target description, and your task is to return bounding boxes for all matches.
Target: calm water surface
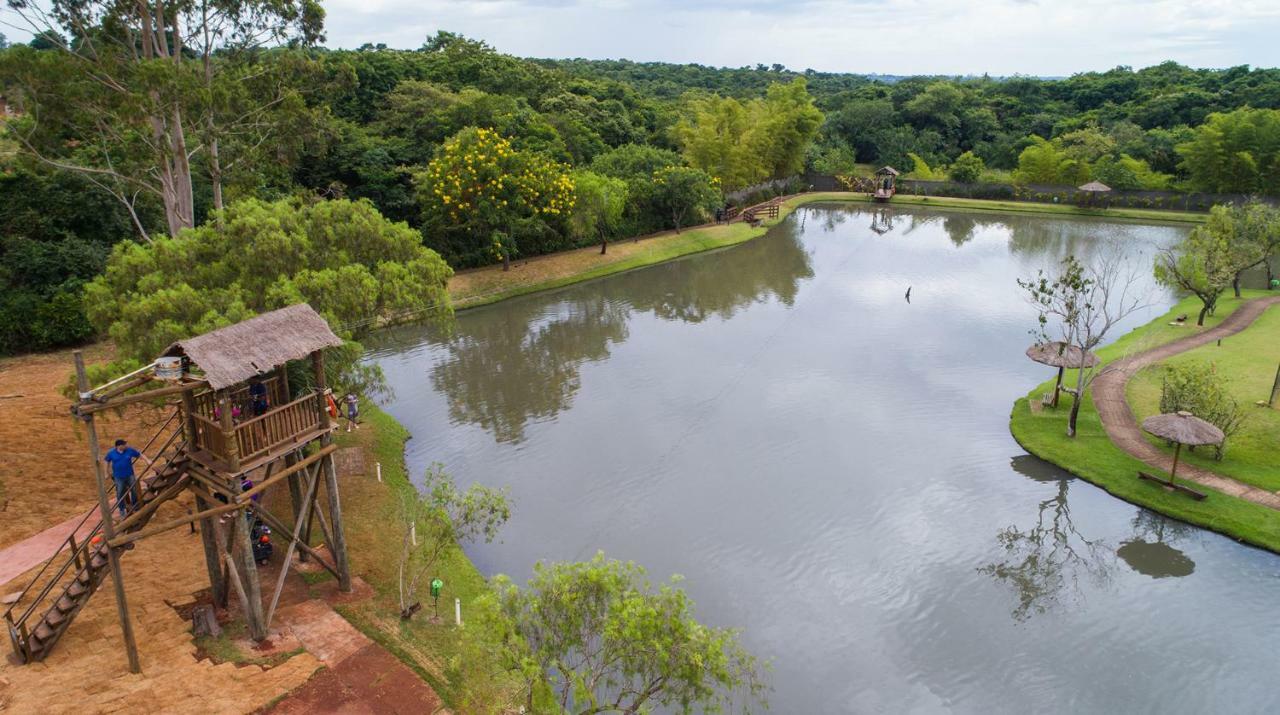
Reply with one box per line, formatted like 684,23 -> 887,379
367,205 -> 1280,713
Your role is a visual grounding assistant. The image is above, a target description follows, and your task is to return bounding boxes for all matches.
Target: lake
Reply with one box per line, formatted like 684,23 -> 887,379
367,204 -> 1280,713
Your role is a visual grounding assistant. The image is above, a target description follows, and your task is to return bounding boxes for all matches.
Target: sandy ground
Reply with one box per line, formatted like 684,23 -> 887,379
0,344 -> 162,550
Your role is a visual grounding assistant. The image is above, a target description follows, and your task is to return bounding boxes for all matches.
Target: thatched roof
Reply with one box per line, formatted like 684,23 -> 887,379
1141,411 -> 1224,446
1077,181 -> 1112,192
876,166 -> 900,176
162,304 -> 342,390
1025,341 -> 1101,369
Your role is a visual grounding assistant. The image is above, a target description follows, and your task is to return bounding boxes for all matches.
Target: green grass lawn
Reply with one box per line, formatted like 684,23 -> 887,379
808,192 -> 1206,224
1126,300 -> 1280,491
325,406 -> 518,711
1011,291 -> 1280,553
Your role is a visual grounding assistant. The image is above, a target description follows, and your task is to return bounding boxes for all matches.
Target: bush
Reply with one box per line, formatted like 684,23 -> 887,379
949,151 -> 986,184
1159,361 -> 1246,460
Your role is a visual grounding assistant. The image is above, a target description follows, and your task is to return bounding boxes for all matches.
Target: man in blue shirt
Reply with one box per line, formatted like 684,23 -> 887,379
103,439 -> 151,517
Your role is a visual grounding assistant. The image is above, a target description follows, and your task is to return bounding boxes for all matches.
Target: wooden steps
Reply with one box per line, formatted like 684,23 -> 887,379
5,450 -> 189,663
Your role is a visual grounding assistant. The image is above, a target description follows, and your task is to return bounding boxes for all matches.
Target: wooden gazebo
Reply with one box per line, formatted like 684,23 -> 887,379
4,304 -> 352,671
874,166 -> 899,202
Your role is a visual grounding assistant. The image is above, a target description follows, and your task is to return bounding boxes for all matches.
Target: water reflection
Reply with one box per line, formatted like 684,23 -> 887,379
429,298 -> 630,443
427,224 -> 814,443
980,456 -> 1115,621
1118,511 -> 1196,579
944,214 -> 979,246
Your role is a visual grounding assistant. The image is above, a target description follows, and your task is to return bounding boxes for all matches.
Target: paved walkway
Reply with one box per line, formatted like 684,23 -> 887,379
1092,294 -> 1280,509
0,510 -> 97,591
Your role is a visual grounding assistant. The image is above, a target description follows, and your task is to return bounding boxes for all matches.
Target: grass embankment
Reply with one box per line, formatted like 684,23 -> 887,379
447,192 -> 1207,311
1127,301 -> 1280,491
320,406 -> 516,710
1011,291 -> 1280,552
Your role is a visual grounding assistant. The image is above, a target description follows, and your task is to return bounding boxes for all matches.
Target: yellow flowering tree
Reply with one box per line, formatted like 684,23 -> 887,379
416,127 -> 575,269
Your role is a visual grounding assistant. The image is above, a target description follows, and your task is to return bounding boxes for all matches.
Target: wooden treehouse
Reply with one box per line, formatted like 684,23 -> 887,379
3,304 -> 352,671
873,166 -> 899,202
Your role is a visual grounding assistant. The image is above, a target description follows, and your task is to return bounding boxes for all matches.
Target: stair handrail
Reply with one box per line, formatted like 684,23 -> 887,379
3,432 -> 189,652
2,409 -> 184,627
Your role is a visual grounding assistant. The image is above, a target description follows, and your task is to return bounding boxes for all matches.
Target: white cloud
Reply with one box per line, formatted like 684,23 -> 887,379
313,0 -> 1280,74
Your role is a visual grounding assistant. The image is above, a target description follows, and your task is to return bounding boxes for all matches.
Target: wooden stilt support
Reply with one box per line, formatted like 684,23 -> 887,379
312,351 -> 352,592
194,493 -> 227,606
75,351 -> 141,674
265,465 -> 321,630
230,511 -> 267,640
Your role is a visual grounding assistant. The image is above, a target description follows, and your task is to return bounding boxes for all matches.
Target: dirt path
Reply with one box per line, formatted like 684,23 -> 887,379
1092,294 -> 1280,508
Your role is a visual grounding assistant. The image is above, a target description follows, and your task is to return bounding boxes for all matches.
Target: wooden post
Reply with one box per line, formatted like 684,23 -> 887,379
1168,442 -> 1183,486
311,350 -> 352,592
278,365 -> 309,561
217,390 -> 240,473
231,511 -> 267,640
74,351 -> 141,674
1270,363 -> 1280,408
194,493 -> 227,605
180,389 -> 199,448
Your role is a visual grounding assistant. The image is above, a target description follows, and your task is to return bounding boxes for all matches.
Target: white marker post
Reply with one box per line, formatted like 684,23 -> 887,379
376,462 -> 382,483
455,598 -> 462,626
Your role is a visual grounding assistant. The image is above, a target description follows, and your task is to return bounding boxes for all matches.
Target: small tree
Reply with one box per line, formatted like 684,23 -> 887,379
1153,219 -> 1236,326
1159,361 -> 1246,460
1020,253 -> 1147,437
906,152 -> 946,180
569,170 -> 627,255
416,126 -> 575,269
949,151 -> 985,184
641,165 -> 720,233
397,464 -> 509,620
476,552 -> 767,714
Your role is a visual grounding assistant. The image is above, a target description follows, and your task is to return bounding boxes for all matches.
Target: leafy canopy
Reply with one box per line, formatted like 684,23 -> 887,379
477,552 -> 767,714
416,126 -> 575,267
83,197 -> 453,361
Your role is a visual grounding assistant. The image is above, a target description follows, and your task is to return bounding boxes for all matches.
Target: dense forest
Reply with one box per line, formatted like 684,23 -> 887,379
2,25 -> 1280,355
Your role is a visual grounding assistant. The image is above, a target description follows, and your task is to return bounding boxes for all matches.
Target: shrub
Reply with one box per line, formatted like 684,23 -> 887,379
949,151 -> 985,184
1159,361 -> 1246,460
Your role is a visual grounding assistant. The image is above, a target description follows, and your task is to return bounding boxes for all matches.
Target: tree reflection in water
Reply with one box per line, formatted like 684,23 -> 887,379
429,298 -> 631,444
429,222 -> 814,443
980,455 -> 1115,622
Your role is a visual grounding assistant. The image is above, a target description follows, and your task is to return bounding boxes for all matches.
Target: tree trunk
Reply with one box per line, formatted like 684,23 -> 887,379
600,237 -> 607,255
1233,273 -> 1242,298
1197,303 -> 1209,326
502,252 -> 511,272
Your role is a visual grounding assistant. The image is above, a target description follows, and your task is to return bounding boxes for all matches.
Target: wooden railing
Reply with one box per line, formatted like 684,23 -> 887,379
191,375 -> 288,422
190,412 -> 227,458
234,393 -> 325,464
188,389 -> 327,469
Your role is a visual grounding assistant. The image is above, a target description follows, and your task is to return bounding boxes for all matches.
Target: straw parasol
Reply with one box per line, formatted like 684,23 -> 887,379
1140,411 -> 1223,487
1025,341 -> 1100,407
1076,181 -> 1112,208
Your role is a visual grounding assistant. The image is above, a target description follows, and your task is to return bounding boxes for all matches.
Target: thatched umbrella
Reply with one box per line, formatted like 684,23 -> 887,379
1140,411 -> 1224,487
1076,181 -> 1112,207
1026,341 -> 1100,407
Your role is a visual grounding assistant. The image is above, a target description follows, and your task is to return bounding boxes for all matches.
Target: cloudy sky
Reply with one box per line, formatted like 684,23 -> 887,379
313,0 -> 1279,76
3,0 -> 1277,75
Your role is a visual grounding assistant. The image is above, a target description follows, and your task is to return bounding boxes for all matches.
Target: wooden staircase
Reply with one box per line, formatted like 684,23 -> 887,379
5,415 -> 189,663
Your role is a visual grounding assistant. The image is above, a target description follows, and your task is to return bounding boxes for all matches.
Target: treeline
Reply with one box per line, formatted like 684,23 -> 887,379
4,25 -> 1280,356
0,31 -> 821,354
547,58 -> 1280,193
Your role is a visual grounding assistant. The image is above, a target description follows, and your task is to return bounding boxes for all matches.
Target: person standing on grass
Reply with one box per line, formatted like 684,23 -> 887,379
344,392 -> 360,432
104,439 -> 151,517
